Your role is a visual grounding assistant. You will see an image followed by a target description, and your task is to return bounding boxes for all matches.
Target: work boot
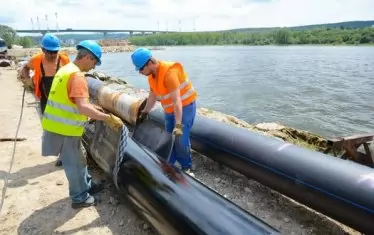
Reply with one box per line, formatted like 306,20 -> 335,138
88,181 -> 104,195
55,159 -> 62,167
182,168 -> 195,177
71,195 -> 97,209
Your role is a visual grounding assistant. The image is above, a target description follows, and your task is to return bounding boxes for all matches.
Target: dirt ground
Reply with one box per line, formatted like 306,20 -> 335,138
0,68 -> 152,235
0,67 -> 361,235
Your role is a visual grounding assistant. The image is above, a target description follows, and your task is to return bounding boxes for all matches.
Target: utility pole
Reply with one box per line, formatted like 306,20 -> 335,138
30,18 -> 34,30
37,16 -> 41,31
193,18 -> 196,31
55,12 -> 59,34
166,20 -> 168,32
45,14 -> 49,31
179,19 -> 181,32
157,20 -> 160,31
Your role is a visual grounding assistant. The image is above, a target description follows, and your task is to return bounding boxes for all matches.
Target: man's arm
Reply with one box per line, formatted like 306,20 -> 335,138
165,68 -> 182,125
21,59 -> 34,80
68,72 -> 110,121
75,97 -> 110,121
142,90 -> 157,113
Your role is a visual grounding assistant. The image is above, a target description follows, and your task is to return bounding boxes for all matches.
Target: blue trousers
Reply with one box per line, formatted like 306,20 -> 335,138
165,101 -> 196,169
42,130 -> 91,203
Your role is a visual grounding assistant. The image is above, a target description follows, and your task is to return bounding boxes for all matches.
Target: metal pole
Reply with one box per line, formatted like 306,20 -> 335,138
55,12 -> 59,34
37,16 -> 40,31
30,18 -> 34,30
45,14 -> 49,31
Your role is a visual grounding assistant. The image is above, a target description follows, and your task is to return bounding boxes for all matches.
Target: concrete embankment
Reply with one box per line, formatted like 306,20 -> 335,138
0,58 -> 360,234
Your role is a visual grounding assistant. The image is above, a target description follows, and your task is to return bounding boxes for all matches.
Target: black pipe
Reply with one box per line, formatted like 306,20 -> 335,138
83,121 -> 280,235
145,107 -> 374,234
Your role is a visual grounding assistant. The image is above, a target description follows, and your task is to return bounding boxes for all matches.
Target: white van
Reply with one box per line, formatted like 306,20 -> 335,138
0,38 -> 8,54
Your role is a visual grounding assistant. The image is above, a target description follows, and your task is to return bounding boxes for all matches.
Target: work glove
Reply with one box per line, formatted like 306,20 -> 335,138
137,110 -> 148,124
172,123 -> 183,136
22,78 -> 34,89
105,114 -> 124,131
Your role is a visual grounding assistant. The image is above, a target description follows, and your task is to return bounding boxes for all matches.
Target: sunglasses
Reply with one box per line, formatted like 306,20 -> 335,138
140,59 -> 150,71
44,49 -> 58,54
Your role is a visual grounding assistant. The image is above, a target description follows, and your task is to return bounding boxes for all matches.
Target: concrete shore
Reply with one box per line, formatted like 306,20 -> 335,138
0,66 -> 359,234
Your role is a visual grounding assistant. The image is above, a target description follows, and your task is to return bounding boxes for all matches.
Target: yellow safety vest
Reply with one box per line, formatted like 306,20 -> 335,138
41,62 -> 88,137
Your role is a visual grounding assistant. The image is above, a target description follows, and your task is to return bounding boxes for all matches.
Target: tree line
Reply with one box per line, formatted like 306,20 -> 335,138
128,27 -> 374,46
0,25 -> 36,48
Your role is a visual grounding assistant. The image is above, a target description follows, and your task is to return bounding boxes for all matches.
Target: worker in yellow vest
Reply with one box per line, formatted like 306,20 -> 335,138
131,48 -> 197,175
41,40 -> 123,208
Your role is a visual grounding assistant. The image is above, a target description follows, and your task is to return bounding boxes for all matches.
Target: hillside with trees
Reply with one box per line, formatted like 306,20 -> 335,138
129,20 -> 374,46
0,25 -> 35,48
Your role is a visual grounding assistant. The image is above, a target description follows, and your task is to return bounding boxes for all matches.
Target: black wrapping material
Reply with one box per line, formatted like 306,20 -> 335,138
83,121 -> 280,235
145,108 -> 374,234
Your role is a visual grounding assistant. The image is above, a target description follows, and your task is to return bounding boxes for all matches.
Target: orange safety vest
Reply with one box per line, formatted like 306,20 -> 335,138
148,61 -> 197,114
31,52 -> 70,99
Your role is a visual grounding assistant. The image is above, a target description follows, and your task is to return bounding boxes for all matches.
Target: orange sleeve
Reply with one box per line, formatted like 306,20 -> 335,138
60,54 -> 71,65
27,53 -> 41,70
67,72 -> 89,103
164,67 -> 180,92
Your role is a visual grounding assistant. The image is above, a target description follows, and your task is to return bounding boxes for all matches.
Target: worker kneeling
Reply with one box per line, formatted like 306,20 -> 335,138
41,40 -> 123,208
131,48 -> 197,175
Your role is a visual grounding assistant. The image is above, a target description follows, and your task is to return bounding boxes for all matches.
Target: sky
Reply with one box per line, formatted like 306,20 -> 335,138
1,0 -> 374,32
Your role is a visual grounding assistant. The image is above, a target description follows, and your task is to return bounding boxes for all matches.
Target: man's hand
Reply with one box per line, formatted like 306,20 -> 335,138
93,104 -> 104,112
105,114 -> 123,131
22,78 -> 34,89
172,123 -> 183,136
137,110 -> 148,124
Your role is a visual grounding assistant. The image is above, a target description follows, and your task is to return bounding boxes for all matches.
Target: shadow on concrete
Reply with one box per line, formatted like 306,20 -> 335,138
0,161 -> 61,188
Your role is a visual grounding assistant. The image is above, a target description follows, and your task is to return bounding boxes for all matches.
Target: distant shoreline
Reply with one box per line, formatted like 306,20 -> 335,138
132,43 -> 374,47
6,45 -> 166,58
7,43 -> 373,60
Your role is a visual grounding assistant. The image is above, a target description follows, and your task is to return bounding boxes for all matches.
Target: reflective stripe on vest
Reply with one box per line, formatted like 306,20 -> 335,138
148,61 -> 197,114
41,62 -> 88,137
161,85 -> 196,109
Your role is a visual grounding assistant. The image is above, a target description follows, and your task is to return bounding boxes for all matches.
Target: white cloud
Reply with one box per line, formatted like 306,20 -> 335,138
1,0 -> 374,32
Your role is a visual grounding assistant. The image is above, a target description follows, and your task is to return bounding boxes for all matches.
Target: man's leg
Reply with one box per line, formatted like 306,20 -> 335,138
175,102 -> 196,172
39,96 -> 63,167
59,136 -> 96,208
164,113 -> 177,165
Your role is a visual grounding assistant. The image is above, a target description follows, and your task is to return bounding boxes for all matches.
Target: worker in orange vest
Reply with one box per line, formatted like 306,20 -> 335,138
21,33 -> 70,167
22,33 -> 70,114
131,48 -> 197,175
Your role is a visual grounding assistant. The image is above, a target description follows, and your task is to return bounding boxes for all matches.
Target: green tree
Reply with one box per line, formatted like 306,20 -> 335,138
273,30 -> 291,45
128,27 -> 374,46
16,37 -> 34,48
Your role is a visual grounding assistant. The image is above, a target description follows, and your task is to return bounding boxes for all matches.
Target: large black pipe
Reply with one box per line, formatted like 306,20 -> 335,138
145,107 -> 374,234
82,120 -> 280,235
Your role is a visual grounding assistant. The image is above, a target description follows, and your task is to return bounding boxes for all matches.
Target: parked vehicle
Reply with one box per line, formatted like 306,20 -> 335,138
0,38 -> 7,54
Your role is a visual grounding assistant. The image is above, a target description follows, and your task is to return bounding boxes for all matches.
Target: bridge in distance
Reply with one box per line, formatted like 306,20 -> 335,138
16,28 -> 178,36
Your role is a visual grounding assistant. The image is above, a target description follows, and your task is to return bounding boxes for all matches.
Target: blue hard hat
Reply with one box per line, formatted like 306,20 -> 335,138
131,48 -> 152,71
76,40 -> 102,66
40,33 -> 60,51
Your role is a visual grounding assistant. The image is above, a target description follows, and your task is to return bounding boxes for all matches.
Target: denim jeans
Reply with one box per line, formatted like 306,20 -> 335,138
164,101 -> 196,169
42,130 -> 92,203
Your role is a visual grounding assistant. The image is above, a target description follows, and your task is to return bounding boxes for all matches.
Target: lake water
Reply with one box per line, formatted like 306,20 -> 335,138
92,45 -> 374,138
